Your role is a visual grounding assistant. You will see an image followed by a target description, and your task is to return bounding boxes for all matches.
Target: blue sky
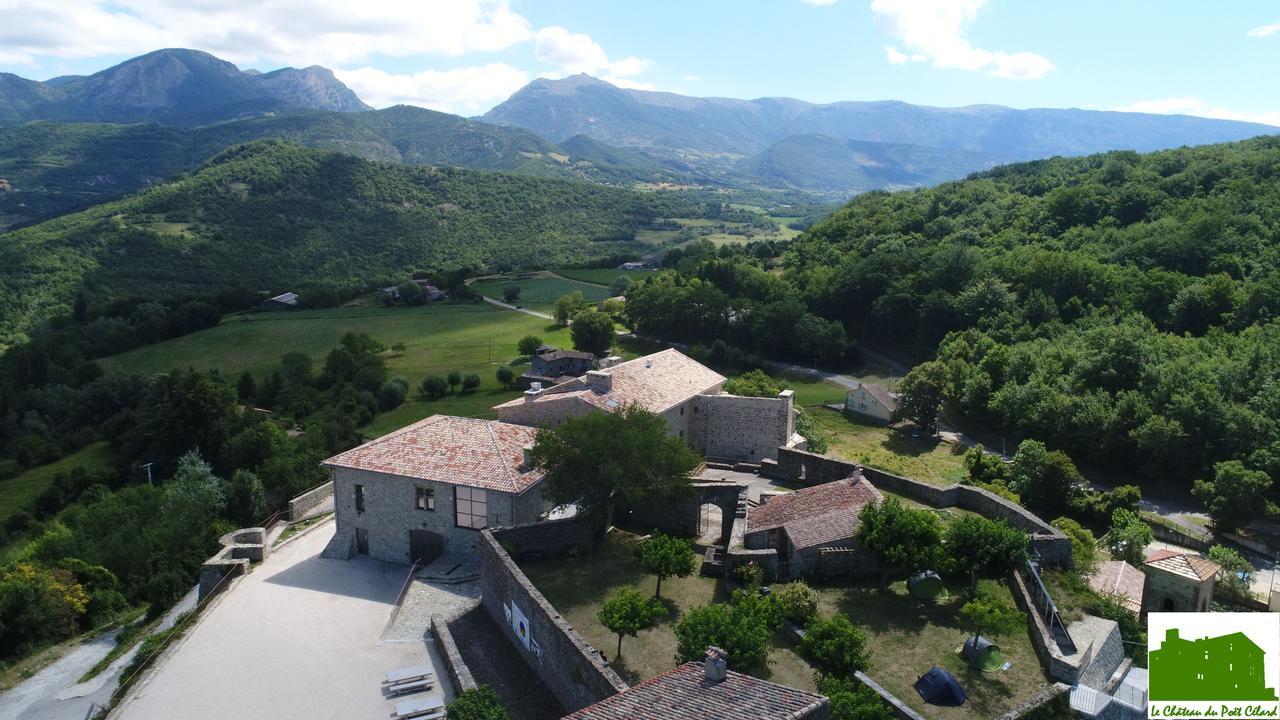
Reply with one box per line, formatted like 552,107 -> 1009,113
1,0 -> 1277,124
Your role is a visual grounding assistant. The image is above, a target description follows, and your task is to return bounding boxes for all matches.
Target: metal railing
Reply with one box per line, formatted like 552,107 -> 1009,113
1022,556 -> 1078,656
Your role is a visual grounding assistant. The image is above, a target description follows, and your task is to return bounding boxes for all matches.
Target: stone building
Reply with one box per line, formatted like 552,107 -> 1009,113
520,347 -> 596,389
743,475 -> 883,578
1141,549 -> 1219,612
844,381 -> 896,424
496,349 -> 801,462
561,653 -> 830,720
321,415 -> 551,564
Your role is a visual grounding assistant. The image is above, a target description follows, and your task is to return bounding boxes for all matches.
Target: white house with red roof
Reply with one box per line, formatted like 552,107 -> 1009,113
321,415 -> 552,564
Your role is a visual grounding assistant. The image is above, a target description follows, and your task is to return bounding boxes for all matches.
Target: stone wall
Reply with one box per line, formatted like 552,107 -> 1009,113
861,468 -> 1073,568
618,483 -> 742,543
287,480 -> 333,520
690,391 -> 794,462
995,683 -> 1071,720
1079,622 -> 1126,689
763,447 -> 860,486
431,616 -> 478,694
1008,571 -> 1085,684
197,527 -> 267,600
852,671 -> 927,720
478,530 -> 628,712
330,466 -> 551,564
492,514 -> 602,561
1143,566 -> 1213,612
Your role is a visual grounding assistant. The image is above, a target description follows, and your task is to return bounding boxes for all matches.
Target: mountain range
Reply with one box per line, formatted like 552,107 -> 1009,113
483,74 -> 1277,194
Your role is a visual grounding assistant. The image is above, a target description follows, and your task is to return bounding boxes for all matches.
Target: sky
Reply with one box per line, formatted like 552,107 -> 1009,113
0,0 -> 1277,125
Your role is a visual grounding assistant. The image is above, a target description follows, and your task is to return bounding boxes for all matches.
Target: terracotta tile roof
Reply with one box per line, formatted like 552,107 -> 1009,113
1088,560 -> 1146,613
747,476 -> 882,549
562,662 -> 828,720
495,349 -> 725,415
321,415 -> 543,494
1144,549 -> 1220,582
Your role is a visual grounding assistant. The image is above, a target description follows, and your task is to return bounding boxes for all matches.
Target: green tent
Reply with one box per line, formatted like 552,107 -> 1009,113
908,570 -> 946,600
961,635 -> 1006,672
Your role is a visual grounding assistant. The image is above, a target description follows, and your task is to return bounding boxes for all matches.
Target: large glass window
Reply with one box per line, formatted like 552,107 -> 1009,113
455,486 -> 487,529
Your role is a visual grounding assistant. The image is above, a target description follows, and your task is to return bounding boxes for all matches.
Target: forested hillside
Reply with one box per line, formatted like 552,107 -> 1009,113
0,108 -> 692,230
0,140 -> 690,349
629,136 -> 1280,502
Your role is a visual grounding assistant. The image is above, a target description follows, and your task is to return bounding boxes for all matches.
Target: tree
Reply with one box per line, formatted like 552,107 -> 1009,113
856,498 -> 942,590
379,378 -> 409,410
799,615 -> 871,677
1008,440 -> 1081,518
553,291 -> 588,326
570,310 -> 614,355
597,588 -> 666,659
608,275 -> 634,296
446,685 -> 508,720
446,370 -> 462,393
894,360 -> 948,433
957,595 -> 1023,644
72,291 -> 88,323
419,375 -> 448,399
634,533 -> 697,599
516,335 -> 543,357
773,582 -> 819,624
461,373 -> 481,393
1208,545 -> 1256,602
397,280 -> 425,306
236,372 -> 256,403
1105,509 -> 1153,565
945,516 -> 1028,591
674,602 -> 773,672
502,286 -> 521,304
224,469 -> 266,527
816,674 -> 895,720
723,370 -> 783,397
1051,517 -> 1097,574
1193,460 -> 1275,532
529,405 -> 700,513
495,365 -> 515,389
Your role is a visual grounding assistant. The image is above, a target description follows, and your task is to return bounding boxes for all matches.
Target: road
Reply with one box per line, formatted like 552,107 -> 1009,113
0,587 -> 198,720
478,295 -> 553,320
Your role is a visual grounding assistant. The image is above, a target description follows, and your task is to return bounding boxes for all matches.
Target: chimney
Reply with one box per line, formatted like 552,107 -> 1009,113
523,382 -> 543,401
585,370 -> 612,391
598,355 -> 623,370
522,444 -> 533,468
704,646 -> 728,682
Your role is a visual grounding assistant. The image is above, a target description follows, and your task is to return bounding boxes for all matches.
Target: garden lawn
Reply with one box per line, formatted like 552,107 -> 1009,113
518,530 -> 815,690
811,410 -> 968,486
98,303 -> 574,436
0,441 -> 114,518
471,272 -> 611,311
551,268 -> 657,286
810,579 -> 1050,720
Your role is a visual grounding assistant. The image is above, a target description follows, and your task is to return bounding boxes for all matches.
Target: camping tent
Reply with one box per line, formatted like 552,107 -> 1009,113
908,571 -> 945,599
961,635 -> 1004,671
914,667 -> 967,706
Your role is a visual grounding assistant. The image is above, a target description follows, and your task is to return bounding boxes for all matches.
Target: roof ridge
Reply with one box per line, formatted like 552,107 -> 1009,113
483,419 -> 518,492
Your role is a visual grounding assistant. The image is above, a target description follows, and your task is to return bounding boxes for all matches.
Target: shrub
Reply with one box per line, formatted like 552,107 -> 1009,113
379,378 -> 409,410
674,602 -> 772,672
799,615 -> 871,677
732,560 -> 764,588
446,370 -> 462,392
516,335 -> 542,356
495,365 -> 515,389
419,375 -> 448,399
774,582 -> 819,624
447,685 -> 508,720
461,373 -> 481,392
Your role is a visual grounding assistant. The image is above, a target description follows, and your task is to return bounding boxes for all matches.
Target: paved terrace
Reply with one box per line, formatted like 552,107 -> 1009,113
115,519 -> 448,720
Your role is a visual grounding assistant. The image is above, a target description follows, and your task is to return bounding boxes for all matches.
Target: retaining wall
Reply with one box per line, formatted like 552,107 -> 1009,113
288,480 -> 333,520
996,683 -> 1072,720
762,447 -> 860,486
431,616 -> 478,694
853,671 -> 927,720
478,529 -> 628,712
198,527 -> 268,600
492,513 -> 603,561
1007,571 -> 1083,684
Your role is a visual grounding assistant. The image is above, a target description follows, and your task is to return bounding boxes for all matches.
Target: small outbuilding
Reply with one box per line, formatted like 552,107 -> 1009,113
914,667 -> 966,706
261,291 -> 299,311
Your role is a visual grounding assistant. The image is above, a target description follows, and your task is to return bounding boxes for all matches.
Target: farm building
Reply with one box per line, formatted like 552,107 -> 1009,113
743,475 -> 883,578
844,381 -> 896,423
261,291 -> 299,311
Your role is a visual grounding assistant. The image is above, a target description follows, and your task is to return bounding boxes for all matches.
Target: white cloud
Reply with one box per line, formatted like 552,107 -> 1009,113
1247,23 -> 1280,38
0,0 -> 533,68
1114,97 -> 1280,128
533,25 -> 654,83
871,0 -> 1054,79
335,64 -> 528,115
682,74 -> 701,82
802,0 -> 839,5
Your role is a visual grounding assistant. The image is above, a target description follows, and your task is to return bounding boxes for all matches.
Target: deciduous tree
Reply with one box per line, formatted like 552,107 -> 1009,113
634,532 -> 697,599
597,588 -> 666,659
856,498 -> 942,590
570,309 -> 614,355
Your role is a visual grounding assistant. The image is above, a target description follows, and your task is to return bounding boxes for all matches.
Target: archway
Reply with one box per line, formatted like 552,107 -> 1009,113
697,502 -> 725,545
1161,597 -> 1176,612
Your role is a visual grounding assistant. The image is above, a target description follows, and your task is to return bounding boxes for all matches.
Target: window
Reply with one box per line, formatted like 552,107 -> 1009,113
455,486 -> 487,529
355,527 -> 369,555
680,406 -> 685,416
354,484 -> 365,513
415,486 -> 435,511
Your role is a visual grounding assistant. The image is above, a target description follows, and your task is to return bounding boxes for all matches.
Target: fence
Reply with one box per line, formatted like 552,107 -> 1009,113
1021,556 -> 1077,656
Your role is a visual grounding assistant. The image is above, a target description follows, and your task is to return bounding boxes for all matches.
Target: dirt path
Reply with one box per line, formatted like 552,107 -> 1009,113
478,295 -> 553,320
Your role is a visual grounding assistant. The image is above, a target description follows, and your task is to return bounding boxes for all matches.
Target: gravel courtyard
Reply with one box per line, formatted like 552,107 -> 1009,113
115,519 -> 450,720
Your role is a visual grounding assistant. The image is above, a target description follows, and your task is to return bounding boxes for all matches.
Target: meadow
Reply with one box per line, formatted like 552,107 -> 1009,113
470,272 -> 612,311
550,267 -> 657,286
0,441 -> 114,519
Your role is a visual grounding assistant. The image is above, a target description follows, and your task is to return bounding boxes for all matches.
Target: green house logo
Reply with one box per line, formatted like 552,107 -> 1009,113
1148,613 -> 1280,718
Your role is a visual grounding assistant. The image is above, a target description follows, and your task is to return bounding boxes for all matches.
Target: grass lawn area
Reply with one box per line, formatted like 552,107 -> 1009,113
810,579 -> 1051,719
471,272 -> 611,311
98,303 -> 576,437
0,441 -> 114,518
552,268 -> 657,286
812,410 -> 968,486
518,530 -> 815,690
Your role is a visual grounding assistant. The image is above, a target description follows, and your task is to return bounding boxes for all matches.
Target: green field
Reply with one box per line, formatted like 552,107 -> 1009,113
471,273 -> 612,311
551,268 -> 657,286
99,303 -> 576,435
813,409 -> 968,485
0,442 -> 114,518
